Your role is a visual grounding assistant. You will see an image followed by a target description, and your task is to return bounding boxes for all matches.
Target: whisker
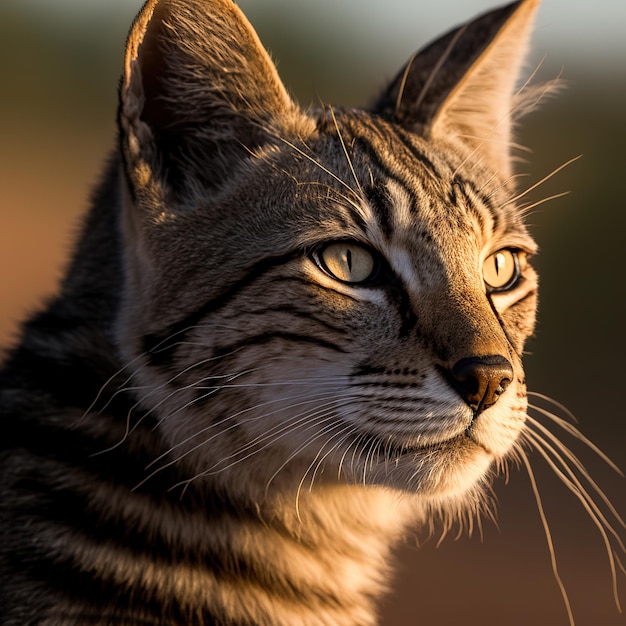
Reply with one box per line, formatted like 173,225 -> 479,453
146,371 -> 355,461
294,422 -> 358,520
501,155 -> 582,208
518,191 -> 571,216
164,387 -> 353,474
139,390 -> 350,485
393,51 -> 417,115
415,24 -> 468,114
527,392 -> 579,424
96,366 -> 258,455
519,448 -> 575,626
526,414 -> 626,532
204,397 -> 351,471
263,417 -> 345,499
175,400 -> 355,498
275,135 -> 359,198
523,427 -> 625,610
480,171 -> 522,197
329,105 -> 362,195
309,426 -> 357,489
79,351 -> 149,423
528,403 -> 623,475
337,431 -> 366,482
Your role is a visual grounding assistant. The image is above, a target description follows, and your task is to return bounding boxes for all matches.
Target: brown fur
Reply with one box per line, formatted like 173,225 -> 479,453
1,2 -> 597,625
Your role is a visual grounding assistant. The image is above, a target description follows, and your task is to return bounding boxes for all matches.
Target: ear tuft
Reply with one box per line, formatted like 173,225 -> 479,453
373,0 -> 545,179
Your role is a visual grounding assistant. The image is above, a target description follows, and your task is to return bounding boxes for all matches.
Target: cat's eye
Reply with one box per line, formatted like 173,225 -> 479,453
482,249 -> 521,292
315,241 -> 378,284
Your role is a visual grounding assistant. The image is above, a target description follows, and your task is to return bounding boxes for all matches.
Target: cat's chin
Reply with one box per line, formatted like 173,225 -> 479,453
361,434 -> 494,498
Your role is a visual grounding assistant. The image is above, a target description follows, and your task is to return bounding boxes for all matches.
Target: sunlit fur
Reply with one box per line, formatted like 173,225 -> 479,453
0,1 -> 623,625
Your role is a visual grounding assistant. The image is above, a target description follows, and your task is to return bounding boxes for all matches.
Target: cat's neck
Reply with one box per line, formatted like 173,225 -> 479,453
62,410 -> 422,626
181,483 -> 421,626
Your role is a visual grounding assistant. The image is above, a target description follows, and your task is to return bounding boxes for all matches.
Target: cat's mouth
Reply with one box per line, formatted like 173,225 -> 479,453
371,431 -> 484,463
356,430 -> 494,496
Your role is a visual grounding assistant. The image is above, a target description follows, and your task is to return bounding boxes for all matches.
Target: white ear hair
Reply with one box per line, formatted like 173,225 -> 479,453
429,0 -> 541,179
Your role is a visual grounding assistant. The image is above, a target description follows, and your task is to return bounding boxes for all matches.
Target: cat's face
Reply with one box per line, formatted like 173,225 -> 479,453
115,0 -> 542,506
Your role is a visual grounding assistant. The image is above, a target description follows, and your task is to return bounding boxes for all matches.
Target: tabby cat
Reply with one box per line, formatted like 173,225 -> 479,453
0,0 -> 621,625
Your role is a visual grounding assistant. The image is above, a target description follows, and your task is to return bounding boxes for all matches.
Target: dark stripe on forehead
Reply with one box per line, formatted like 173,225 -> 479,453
458,174 -> 499,212
451,175 -> 500,234
448,178 -> 486,233
358,116 -> 502,236
363,183 -> 394,239
320,184 -> 368,233
350,135 -> 418,217
390,125 -> 442,180
354,116 -> 442,182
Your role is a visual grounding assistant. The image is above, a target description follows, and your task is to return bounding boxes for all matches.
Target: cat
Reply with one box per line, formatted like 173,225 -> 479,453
0,0 -> 622,625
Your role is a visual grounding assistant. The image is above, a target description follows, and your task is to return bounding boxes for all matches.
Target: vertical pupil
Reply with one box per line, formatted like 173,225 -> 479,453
495,252 -> 505,276
345,248 -> 352,272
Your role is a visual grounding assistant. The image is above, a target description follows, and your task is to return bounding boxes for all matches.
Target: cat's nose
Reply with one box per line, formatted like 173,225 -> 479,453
450,355 -> 513,414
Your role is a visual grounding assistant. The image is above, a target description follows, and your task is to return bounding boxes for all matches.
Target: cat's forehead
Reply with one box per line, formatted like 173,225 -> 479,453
271,109 -> 532,251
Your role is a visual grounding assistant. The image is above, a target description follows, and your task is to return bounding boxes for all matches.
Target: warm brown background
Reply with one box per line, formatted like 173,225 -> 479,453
1,2 -> 625,625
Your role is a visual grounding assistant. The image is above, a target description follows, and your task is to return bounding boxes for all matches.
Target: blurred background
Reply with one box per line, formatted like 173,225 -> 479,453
0,1 -> 624,624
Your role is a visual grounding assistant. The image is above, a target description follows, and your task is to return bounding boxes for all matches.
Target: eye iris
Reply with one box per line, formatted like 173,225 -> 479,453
321,243 -> 375,283
483,249 -> 517,290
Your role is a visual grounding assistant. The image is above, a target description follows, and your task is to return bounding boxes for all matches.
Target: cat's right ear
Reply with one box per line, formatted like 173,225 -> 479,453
372,0 -> 542,180
119,0 -> 308,202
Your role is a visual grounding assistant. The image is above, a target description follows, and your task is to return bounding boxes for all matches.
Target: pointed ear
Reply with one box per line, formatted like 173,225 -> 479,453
120,0 -> 304,198
372,0 -> 540,178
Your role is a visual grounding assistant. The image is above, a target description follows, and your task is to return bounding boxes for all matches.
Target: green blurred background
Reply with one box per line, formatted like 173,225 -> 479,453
1,1 -> 624,624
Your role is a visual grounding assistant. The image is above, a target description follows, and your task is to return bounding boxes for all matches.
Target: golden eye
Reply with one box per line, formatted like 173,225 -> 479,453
483,249 -> 520,291
318,242 -> 377,284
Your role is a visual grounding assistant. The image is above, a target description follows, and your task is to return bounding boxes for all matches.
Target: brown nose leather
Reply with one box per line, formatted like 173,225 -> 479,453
450,355 -> 513,414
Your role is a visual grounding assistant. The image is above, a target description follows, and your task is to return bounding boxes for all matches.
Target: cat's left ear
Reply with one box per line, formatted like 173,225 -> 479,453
373,0 -> 541,179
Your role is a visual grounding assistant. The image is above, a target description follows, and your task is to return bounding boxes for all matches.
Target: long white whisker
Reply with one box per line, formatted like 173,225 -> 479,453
146,372 -> 355,463
97,367 -> 257,455
329,105 -> 362,195
519,448 -> 575,626
202,397 -> 352,472
523,428 -> 625,610
294,422 -> 357,519
176,400 -> 355,497
526,414 -> 626,533
140,390 -> 350,484
416,24 -> 468,113
501,155 -> 582,208
79,350 -> 149,423
307,423 -> 358,490
527,392 -> 579,423
528,403 -> 623,475
275,135 -> 359,198
518,191 -> 571,216
264,414 -> 359,497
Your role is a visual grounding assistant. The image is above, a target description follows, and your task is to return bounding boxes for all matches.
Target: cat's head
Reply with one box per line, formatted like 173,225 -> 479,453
115,0 -> 547,509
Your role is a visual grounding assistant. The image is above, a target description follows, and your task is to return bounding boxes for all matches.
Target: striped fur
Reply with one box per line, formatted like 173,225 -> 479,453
0,1 -> 591,625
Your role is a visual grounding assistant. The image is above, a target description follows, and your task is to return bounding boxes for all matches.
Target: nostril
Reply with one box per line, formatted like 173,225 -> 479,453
450,355 -> 513,414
